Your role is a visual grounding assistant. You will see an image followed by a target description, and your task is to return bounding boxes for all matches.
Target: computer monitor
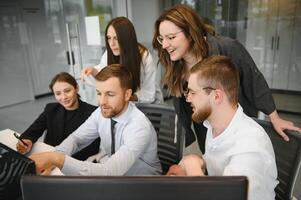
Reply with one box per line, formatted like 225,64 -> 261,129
0,143 -> 36,200
21,175 -> 248,200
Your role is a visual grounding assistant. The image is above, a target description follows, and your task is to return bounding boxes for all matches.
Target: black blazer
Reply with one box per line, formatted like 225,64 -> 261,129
20,99 -> 100,160
173,34 -> 276,153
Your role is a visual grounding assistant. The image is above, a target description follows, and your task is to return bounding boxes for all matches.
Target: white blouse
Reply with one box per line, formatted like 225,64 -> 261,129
95,50 -> 163,104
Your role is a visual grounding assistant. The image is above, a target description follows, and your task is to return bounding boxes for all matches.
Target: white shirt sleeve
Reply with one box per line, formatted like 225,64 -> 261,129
94,50 -> 160,103
94,50 -> 108,72
136,51 -> 157,103
60,118 -> 153,176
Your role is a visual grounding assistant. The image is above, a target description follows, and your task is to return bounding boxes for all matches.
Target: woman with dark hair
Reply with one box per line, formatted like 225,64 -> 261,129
152,4 -> 300,152
81,17 -> 162,104
16,72 -> 99,161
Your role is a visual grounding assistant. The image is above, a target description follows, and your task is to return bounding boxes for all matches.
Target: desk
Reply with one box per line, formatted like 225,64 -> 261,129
0,129 -> 63,175
0,128 -> 19,150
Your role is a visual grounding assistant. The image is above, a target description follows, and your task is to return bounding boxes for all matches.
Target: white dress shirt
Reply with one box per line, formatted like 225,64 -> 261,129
55,102 -> 162,176
95,50 -> 163,104
203,105 -> 278,200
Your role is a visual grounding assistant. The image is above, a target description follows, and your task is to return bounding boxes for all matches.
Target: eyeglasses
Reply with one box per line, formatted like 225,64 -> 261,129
184,87 -> 216,98
156,30 -> 183,45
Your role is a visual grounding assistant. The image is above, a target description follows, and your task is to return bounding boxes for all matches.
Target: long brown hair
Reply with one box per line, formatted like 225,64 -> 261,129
153,4 -> 212,97
105,17 -> 147,90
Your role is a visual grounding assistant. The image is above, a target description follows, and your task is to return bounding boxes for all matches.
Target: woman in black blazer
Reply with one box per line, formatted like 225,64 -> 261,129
16,72 -> 99,160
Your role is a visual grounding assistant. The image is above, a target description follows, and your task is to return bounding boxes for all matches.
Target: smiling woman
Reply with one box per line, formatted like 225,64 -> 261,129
50,73 -> 80,110
16,72 -> 100,161
152,4 -> 301,153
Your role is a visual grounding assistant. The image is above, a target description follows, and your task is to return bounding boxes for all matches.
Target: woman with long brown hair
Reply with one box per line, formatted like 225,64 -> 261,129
152,4 -> 300,152
82,17 -> 162,104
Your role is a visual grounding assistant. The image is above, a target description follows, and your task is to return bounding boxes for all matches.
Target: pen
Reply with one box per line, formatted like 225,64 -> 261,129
13,132 -> 29,147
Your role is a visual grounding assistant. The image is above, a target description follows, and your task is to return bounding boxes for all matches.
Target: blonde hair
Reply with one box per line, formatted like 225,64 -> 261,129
191,56 -> 239,105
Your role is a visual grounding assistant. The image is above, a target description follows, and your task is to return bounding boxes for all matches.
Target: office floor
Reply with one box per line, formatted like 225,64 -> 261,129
0,93 -> 300,199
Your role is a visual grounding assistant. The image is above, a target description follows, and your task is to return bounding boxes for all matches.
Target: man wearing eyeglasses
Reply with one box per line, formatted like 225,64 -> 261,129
167,55 -> 278,200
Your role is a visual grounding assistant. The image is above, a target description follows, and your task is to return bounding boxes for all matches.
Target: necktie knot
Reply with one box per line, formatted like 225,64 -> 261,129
111,119 -> 117,128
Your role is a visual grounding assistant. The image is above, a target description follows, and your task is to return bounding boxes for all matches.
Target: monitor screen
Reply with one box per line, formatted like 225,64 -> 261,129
21,175 -> 248,200
0,143 -> 36,200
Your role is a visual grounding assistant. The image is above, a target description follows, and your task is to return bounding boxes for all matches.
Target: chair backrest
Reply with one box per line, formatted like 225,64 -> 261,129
254,118 -> 301,200
136,103 -> 184,174
21,175 -> 248,200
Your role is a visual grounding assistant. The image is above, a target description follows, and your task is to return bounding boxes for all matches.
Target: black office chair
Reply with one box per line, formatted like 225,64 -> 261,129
254,118 -> 301,200
136,103 -> 185,174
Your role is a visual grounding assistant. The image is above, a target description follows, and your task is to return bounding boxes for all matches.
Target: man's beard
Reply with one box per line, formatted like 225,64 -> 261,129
100,100 -> 126,118
101,105 -> 122,118
192,104 -> 212,123
101,108 -> 119,118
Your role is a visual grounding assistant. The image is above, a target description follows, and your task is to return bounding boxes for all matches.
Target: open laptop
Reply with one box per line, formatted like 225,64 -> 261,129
0,143 -> 36,200
21,175 -> 248,200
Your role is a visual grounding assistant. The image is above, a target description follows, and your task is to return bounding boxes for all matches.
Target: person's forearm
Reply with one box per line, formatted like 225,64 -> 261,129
179,154 -> 205,176
55,134 -> 79,155
51,152 -> 65,169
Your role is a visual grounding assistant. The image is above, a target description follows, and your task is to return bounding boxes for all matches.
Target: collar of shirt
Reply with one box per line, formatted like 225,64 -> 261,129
111,102 -> 135,126
203,104 -> 243,142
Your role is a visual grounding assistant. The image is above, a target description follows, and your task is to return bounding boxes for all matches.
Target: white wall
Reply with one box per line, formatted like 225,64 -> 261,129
130,0 -> 160,46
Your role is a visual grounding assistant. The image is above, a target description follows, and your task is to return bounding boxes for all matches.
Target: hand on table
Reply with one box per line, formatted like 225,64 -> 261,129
166,164 -> 187,176
29,152 -> 65,175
